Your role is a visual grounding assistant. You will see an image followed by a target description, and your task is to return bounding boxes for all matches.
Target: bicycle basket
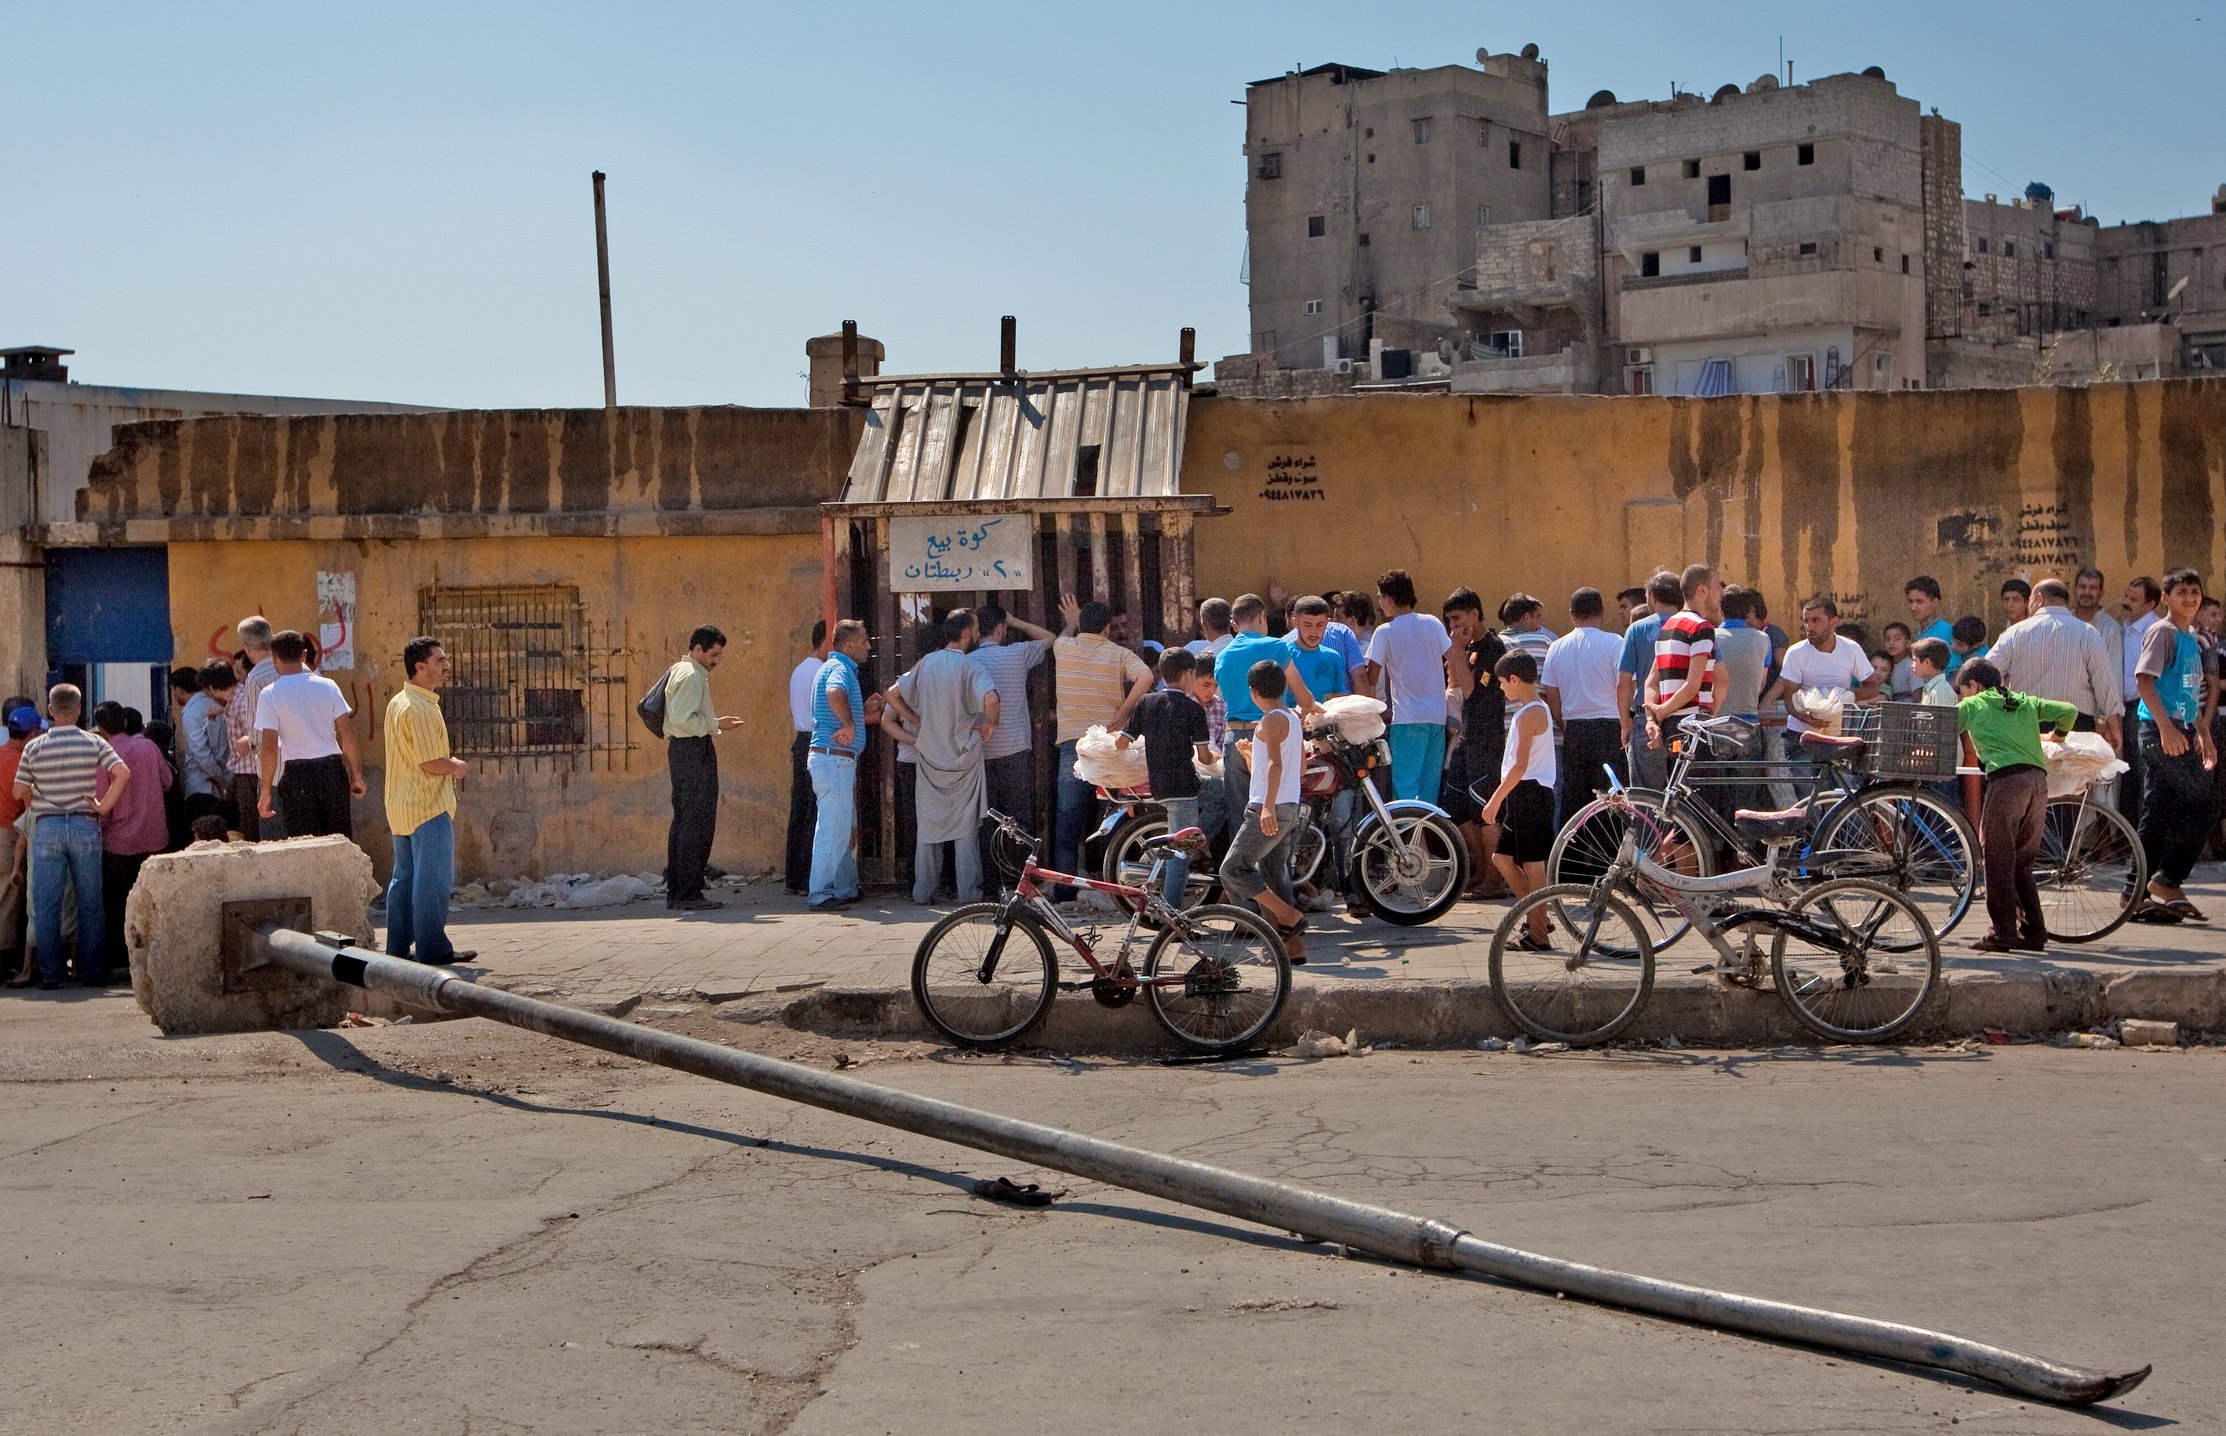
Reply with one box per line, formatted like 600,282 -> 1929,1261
1841,702 -> 1960,780
985,817 -> 1042,880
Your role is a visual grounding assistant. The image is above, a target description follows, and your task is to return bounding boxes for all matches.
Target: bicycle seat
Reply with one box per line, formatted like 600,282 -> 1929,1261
1144,827 -> 1205,849
1798,731 -> 1865,762
1733,805 -> 1808,841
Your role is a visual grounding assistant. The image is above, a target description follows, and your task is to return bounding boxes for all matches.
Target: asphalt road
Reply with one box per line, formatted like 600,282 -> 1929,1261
3,993 -> 2216,1434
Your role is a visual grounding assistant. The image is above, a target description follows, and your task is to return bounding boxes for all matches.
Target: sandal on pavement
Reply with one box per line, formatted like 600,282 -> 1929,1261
1971,933 -> 2018,953
2163,899 -> 2207,922
2127,901 -> 2184,925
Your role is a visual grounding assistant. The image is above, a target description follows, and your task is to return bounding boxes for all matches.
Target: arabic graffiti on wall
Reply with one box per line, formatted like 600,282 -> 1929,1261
889,514 -> 1033,591
1260,452 -> 1325,503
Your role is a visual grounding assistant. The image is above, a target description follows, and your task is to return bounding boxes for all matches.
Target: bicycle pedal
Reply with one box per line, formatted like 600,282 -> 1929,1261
1056,980 -> 1094,992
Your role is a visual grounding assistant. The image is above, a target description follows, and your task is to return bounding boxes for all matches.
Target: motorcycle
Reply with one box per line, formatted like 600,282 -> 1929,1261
1096,719 -> 1468,927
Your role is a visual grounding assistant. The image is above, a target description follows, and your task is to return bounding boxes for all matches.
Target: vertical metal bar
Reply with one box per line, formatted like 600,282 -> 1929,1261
1119,511 -> 1144,635
1000,315 -> 1017,379
1088,511 -> 1111,605
592,172 -> 618,410
841,319 -> 860,407
1178,327 -> 1197,386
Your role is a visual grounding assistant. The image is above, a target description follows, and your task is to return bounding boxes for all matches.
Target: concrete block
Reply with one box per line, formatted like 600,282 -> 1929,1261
2102,969 -> 2226,1031
127,836 -> 379,1036
2118,1018 -> 2180,1048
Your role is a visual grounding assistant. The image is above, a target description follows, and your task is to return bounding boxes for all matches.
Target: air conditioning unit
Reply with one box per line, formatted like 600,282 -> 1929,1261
1332,358 -> 1356,375
1627,346 -> 1654,365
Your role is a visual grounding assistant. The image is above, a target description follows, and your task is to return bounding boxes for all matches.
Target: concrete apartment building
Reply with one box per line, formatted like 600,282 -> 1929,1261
1229,48 -> 2226,397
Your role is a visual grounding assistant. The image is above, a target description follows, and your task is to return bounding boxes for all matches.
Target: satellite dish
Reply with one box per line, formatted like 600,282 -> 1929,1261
2168,275 -> 2191,304
1477,47 -> 1491,65
1520,42 -> 1540,60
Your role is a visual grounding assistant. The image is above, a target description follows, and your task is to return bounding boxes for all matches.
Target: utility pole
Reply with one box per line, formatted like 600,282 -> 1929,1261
591,171 -> 617,410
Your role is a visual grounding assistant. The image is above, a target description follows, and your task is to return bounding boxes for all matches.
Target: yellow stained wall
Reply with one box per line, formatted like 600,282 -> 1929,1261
169,532 -> 822,881
1183,382 -> 2226,636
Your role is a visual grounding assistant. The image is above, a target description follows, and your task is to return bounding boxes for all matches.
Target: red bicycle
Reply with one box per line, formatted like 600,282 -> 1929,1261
910,810 -> 1292,1054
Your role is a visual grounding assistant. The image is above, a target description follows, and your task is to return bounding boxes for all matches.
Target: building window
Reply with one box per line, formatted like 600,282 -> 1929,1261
2045,242 -> 2055,259
1977,238 -> 1989,253
1303,300 -> 1323,315
1874,246 -> 1884,263
1798,241 -> 1818,256
1307,214 -> 1326,238
1487,330 -> 1524,358
1357,232 -> 1369,247
1902,253 -> 1911,274
1626,366 -> 1654,396
1630,166 -> 1646,186
2004,241 -> 2017,259
419,584 -> 597,757
1743,150 -> 1761,171
1508,140 -> 1522,169
1475,204 -> 1492,229
1684,159 -> 1701,179
1641,251 -> 1661,277
1977,302 -> 1992,316
1258,151 -> 1281,180
1411,205 -> 1432,230
1413,117 -> 1432,144
1790,354 -> 1817,391
1797,143 -> 1815,165
1707,174 -> 1731,215
1689,246 -> 1703,264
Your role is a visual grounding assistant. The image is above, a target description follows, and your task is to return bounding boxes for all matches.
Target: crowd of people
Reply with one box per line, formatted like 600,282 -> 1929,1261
763,560 -> 2222,961
1,617 -> 471,991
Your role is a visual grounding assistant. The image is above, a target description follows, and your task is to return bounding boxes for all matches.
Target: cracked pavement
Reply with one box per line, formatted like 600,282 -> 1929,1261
2,994 -> 2220,1433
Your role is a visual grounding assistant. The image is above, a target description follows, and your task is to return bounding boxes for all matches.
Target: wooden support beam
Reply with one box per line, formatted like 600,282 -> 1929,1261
1168,512 -> 1196,633
1088,511 -> 1110,605
1157,518 -> 1183,649
1119,510 -> 1144,634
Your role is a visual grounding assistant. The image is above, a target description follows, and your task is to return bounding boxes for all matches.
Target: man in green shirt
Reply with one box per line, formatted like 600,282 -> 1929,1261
664,625 -> 745,911
1954,658 -> 2077,954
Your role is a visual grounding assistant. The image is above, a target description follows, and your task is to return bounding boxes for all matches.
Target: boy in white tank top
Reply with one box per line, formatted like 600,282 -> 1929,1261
1477,651 -> 1557,950
1218,659 -> 1309,961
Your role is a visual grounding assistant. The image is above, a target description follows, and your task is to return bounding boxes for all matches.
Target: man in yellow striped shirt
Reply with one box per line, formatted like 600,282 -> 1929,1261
384,636 -> 473,965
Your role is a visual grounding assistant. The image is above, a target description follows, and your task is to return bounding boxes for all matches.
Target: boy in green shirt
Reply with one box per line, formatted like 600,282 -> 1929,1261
1955,658 -> 2077,954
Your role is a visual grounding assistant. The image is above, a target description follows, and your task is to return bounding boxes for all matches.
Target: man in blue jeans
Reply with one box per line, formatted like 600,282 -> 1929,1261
11,685 -> 132,989
384,636 -> 475,965
808,620 -> 875,909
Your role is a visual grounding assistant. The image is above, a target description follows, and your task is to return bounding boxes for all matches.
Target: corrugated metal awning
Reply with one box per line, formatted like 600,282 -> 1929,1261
837,364 -> 1192,505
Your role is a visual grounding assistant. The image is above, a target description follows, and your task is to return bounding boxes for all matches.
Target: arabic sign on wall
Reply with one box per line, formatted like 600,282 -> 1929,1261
890,515 -> 1033,591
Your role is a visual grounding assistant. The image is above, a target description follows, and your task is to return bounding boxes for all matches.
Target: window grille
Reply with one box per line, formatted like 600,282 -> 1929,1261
417,584 -> 634,765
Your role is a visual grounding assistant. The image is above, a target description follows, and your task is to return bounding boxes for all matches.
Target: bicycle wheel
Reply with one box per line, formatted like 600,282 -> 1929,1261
1142,903 -> 1292,1054
1811,785 -> 1977,942
2036,795 -> 2147,943
1547,791 -> 1713,953
1770,878 -> 1940,1043
1489,884 -> 1656,1046
910,903 -> 1058,1049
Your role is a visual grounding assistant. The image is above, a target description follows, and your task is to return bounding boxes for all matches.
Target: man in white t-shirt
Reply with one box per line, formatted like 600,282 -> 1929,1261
255,628 -> 364,838
784,621 -> 829,894
1540,586 -> 1626,815
1361,568 -> 1454,801
1762,595 -> 1880,742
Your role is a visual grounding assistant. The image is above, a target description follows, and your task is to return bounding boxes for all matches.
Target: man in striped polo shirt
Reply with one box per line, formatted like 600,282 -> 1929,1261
1050,594 -> 1154,901
11,685 -> 132,989
1643,562 -> 1724,762
385,636 -> 475,966
227,616 -> 280,840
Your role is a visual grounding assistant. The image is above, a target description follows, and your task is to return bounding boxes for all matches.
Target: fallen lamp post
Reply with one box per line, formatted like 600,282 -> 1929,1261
251,925 -> 2149,1408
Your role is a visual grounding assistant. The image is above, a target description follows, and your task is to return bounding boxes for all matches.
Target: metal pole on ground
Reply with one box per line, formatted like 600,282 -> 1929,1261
255,928 -> 2148,1410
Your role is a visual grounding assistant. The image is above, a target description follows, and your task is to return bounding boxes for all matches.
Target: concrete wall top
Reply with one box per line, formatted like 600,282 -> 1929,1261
70,404 -> 863,542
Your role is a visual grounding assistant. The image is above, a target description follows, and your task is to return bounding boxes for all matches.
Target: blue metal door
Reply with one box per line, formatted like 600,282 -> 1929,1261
45,547 -> 172,664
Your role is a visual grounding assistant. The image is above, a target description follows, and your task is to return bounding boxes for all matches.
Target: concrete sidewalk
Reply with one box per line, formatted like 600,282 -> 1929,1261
443,872 -> 2226,1050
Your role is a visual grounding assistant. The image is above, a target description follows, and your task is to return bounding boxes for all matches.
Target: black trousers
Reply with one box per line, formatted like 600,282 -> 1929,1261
2117,701 -> 2145,826
784,731 -> 816,893
2138,721 -> 2220,888
101,851 -> 149,972
981,751 -> 1037,888
666,736 -> 719,900
1559,718 -> 1624,820
276,754 -> 354,838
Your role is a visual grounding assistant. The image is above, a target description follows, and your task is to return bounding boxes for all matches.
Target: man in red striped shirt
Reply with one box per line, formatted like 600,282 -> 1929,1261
1644,563 -> 1725,758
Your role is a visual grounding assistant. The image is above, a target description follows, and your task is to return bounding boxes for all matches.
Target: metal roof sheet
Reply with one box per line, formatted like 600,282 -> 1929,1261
837,365 -> 1193,505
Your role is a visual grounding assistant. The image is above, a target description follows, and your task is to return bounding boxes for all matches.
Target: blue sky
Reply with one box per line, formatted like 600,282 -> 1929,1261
10,1 -> 2217,409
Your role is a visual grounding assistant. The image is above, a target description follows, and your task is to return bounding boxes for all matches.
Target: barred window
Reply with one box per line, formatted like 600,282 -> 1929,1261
418,584 -> 602,757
